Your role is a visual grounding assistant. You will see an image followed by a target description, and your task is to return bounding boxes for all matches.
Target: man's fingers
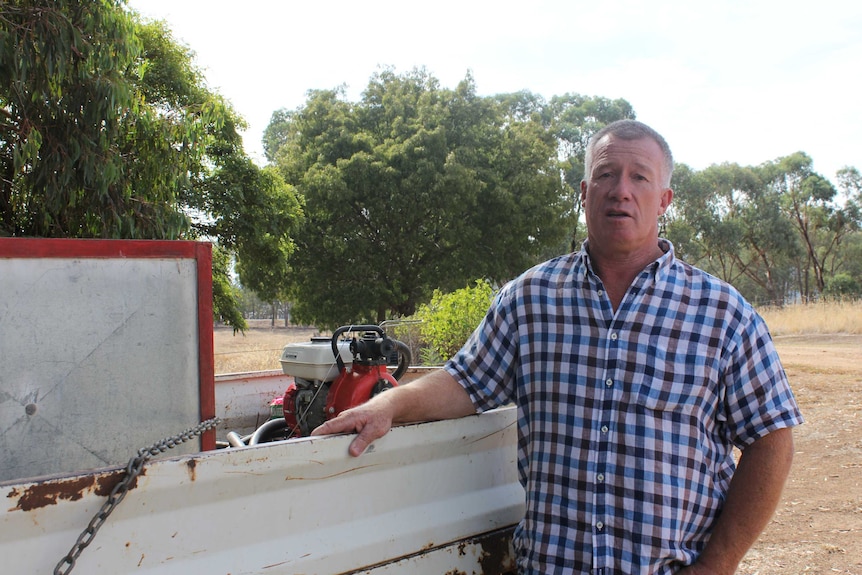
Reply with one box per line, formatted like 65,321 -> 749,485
310,412 -> 356,436
309,407 -> 392,457
348,434 -> 372,457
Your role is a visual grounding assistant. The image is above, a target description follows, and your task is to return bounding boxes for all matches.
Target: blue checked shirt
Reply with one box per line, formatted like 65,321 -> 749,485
444,240 -> 803,575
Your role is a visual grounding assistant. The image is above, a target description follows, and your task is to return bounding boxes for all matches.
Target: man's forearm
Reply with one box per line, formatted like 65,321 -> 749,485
691,427 -> 795,574
389,369 -> 477,424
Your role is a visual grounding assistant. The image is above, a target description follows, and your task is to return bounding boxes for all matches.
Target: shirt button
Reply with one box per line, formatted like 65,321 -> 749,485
601,425 -> 609,434
605,378 -> 613,387
596,521 -> 604,531
610,332 -> 618,341
597,473 -> 605,482
597,290 -> 604,297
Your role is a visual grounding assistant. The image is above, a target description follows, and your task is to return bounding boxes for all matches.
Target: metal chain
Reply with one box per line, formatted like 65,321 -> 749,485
54,417 -> 221,575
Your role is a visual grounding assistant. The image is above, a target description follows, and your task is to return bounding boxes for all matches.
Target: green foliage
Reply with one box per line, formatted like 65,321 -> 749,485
415,279 -> 495,361
418,346 -> 444,366
201,157 -> 302,304
823,273 -> 861,300
1,0 -> 142,236
268,68 -> 629,328
212,244 -> 247,332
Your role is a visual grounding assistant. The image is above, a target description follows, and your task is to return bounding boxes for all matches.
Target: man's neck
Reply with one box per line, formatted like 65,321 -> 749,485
588,243 -> 664,311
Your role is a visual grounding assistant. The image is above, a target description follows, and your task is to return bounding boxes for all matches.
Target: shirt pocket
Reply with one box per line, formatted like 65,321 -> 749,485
629,374 -> 701,416
625,337 -> 719,418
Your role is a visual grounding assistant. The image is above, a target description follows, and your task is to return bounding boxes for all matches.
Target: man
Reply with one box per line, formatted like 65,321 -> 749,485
312,120 -> 803,574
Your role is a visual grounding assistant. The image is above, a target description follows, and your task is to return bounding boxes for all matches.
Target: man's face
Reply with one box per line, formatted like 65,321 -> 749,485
580,135 -> 673,257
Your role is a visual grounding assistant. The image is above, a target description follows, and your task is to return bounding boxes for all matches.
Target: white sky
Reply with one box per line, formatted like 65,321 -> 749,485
128,0 -> 861,180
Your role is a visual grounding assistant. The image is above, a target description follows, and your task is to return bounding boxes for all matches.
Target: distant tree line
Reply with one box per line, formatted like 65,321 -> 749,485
667,158 -> 861,305
3,1 -> 859,332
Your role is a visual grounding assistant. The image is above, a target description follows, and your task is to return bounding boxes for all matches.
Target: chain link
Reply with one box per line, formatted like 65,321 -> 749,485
54,417 -> 221,575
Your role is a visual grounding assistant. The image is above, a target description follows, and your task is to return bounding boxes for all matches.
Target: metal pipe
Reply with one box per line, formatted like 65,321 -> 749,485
225,431 -> 246,448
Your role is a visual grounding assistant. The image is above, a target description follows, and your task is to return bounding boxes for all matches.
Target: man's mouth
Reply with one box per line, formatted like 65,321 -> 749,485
606,210 -> 630,219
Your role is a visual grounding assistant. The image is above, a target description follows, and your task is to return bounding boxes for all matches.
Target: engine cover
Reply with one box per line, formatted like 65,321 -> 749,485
284,378 -> 330,437
280,339 -> 352,382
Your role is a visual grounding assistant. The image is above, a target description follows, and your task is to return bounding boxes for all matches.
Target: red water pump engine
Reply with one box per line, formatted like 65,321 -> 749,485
279,325 -> 411,437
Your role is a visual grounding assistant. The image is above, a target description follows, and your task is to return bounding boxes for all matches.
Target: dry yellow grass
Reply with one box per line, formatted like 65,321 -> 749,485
758,300 -> 862,336
213,302 -> 862,374
213,325 -> 319,375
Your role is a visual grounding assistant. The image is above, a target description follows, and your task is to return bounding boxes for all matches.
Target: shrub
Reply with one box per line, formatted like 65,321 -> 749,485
823,273 -> 861,300
415,280 -> 496,361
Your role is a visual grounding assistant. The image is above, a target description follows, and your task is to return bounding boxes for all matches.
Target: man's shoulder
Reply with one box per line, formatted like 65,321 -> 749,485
523,251 -> 581,279
669,257 -> 753,308
511,253 -> 579,288
496,252 -> 580,303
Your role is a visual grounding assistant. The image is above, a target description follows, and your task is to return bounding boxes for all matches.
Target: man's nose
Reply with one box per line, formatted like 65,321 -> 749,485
608,174 -> 634,199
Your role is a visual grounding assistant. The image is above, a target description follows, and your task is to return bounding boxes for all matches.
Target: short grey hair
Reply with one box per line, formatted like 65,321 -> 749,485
583,119 -> 674,187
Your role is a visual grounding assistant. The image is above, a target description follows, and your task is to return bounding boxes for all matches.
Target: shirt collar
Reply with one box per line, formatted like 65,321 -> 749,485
578,238 -> 676,282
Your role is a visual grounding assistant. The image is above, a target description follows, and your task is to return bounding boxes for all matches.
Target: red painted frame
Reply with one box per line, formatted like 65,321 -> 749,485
0,238 -> 216,450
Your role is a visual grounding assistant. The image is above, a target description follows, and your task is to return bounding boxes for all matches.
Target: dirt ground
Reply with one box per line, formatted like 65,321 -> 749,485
739,334 -> 862,574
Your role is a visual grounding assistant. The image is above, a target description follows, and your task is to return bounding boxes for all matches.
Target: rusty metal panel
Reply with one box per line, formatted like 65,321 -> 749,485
1,406 -> 523,574
345,527 -> 517,574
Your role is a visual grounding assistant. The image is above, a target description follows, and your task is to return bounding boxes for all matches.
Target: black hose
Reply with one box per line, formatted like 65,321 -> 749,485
249,418 -> 288,445
391,339 -> 412,381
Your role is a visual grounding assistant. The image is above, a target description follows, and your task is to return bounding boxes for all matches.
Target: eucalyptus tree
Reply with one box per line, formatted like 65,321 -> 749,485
270,69 -> 571,327
668,161 -> 798,304
762,153 -> 859,298
1,0 -> 145,236
826,167 -> 861,282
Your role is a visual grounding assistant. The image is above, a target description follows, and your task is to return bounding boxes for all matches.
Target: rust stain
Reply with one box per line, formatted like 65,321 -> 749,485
330,528 -> 517,575
186,458 -> 197,482
6,468 -> 139,512
476,528 -> 518,575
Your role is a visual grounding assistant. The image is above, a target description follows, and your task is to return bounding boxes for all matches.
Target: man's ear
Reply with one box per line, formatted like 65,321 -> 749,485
659,188 -> 673,215
580,180 -> 588,203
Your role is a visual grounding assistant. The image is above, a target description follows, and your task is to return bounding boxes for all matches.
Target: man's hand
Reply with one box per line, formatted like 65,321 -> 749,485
310,370 -> 476,457
310,394 -> 395,457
